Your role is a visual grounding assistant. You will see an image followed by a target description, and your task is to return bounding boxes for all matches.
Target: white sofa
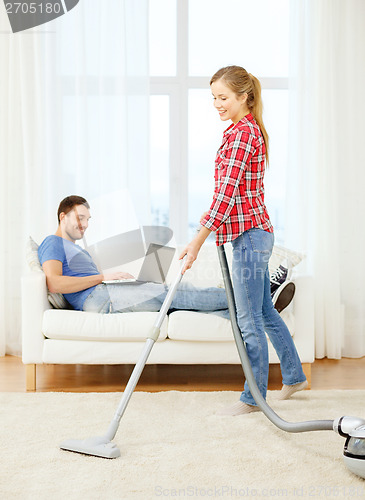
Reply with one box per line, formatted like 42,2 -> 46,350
21,244 -> 314,391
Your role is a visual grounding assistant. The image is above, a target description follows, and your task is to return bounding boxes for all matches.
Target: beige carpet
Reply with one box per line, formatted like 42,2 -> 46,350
0,390 -> 365,499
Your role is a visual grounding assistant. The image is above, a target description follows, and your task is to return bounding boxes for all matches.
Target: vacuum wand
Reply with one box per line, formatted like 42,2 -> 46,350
105,259 -> 186,439
59,258 -> 186,459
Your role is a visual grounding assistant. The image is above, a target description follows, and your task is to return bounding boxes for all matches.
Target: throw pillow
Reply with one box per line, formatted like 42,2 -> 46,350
26,236 -> 70,310
269,244 -> 305,275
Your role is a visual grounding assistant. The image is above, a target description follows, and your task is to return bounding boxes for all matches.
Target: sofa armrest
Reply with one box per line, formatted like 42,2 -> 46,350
21,272 -> 51,364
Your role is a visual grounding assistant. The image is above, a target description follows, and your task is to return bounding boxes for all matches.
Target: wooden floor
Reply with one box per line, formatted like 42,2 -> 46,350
0,355 -> 364,392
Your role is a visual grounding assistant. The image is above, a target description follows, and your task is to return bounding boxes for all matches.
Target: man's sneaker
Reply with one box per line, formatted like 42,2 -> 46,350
272,281 -> 296,313
270,263 -> 290,297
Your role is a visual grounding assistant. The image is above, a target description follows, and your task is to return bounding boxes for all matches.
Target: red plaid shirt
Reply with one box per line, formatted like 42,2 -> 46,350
201,113 -> 273,246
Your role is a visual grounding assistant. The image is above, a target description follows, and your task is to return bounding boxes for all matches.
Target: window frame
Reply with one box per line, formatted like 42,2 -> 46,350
149,0 -> 289,244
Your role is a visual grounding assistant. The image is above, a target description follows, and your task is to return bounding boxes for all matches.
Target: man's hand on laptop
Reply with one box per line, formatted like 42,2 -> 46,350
102,271 -> 135,281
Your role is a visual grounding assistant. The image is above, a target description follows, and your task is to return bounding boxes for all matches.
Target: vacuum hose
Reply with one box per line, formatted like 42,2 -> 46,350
217,244 -> 333,433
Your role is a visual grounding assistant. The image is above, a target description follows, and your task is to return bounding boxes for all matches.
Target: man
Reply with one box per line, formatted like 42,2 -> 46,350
38,195 -> 229,315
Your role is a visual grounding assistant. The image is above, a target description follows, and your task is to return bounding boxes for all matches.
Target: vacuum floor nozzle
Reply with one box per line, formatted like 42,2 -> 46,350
60,437 -> 121,459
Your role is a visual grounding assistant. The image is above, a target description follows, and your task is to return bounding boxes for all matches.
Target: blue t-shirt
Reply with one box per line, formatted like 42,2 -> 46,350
38,235 -> 99,311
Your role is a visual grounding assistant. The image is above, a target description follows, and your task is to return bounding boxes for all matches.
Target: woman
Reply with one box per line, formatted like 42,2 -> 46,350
180,66 -> 307,415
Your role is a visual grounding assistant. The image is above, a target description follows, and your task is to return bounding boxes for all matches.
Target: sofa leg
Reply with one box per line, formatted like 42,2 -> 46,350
302,363 -> 311,389
26,364 -> 36,391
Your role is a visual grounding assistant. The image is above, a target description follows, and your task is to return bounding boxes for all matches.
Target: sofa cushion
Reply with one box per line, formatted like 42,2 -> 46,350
42,310 -> 168,342
168,311 -> 235,342
167,310 -> 295,342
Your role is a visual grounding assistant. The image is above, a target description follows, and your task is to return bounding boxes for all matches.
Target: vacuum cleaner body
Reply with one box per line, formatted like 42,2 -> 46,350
343,424 -> 365,479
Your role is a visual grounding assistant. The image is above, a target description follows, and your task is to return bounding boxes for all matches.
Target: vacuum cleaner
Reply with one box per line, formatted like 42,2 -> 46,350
60,246 -> 365,481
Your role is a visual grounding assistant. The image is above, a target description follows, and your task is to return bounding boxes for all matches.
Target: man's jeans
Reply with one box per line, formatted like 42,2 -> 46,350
231,228 -> 306,406
83,281 -> 229,317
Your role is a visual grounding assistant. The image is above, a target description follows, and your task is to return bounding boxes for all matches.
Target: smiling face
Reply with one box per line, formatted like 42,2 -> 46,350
211,79 -> 249,124
59,204 -> 91,242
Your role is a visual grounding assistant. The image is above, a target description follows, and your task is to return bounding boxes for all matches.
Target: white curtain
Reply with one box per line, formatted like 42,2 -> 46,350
287,0 -> 365,358
0,0 -> 149,356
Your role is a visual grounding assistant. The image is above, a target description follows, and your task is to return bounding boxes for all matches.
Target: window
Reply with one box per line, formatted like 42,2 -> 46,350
188,0 -> 289,78
150,0 -> 290,244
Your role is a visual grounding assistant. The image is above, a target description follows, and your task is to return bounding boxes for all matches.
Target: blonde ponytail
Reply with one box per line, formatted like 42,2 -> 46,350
248,73 -> 269,165
210,66 -> 269,166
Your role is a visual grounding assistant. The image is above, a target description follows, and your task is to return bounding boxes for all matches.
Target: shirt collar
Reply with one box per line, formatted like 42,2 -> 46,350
223,113 -> 254,137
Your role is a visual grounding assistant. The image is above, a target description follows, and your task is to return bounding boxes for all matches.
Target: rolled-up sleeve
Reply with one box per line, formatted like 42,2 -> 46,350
201,130 -> 255,231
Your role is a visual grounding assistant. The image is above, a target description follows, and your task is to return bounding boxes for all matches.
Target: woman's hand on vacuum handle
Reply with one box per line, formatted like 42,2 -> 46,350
179,241 -> 201,275
179,224 -> 213,275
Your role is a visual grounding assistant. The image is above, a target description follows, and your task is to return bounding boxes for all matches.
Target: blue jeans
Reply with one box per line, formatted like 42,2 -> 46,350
83,281 -> 229,317
231,228 -> 306,406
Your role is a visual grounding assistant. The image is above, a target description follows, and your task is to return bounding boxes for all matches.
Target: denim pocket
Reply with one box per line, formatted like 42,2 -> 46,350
231,232 -> 246,251
247,228 -> 274,254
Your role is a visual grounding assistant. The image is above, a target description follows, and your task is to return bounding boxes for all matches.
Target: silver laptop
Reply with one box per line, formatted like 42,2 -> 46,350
102,243 -> 175,285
